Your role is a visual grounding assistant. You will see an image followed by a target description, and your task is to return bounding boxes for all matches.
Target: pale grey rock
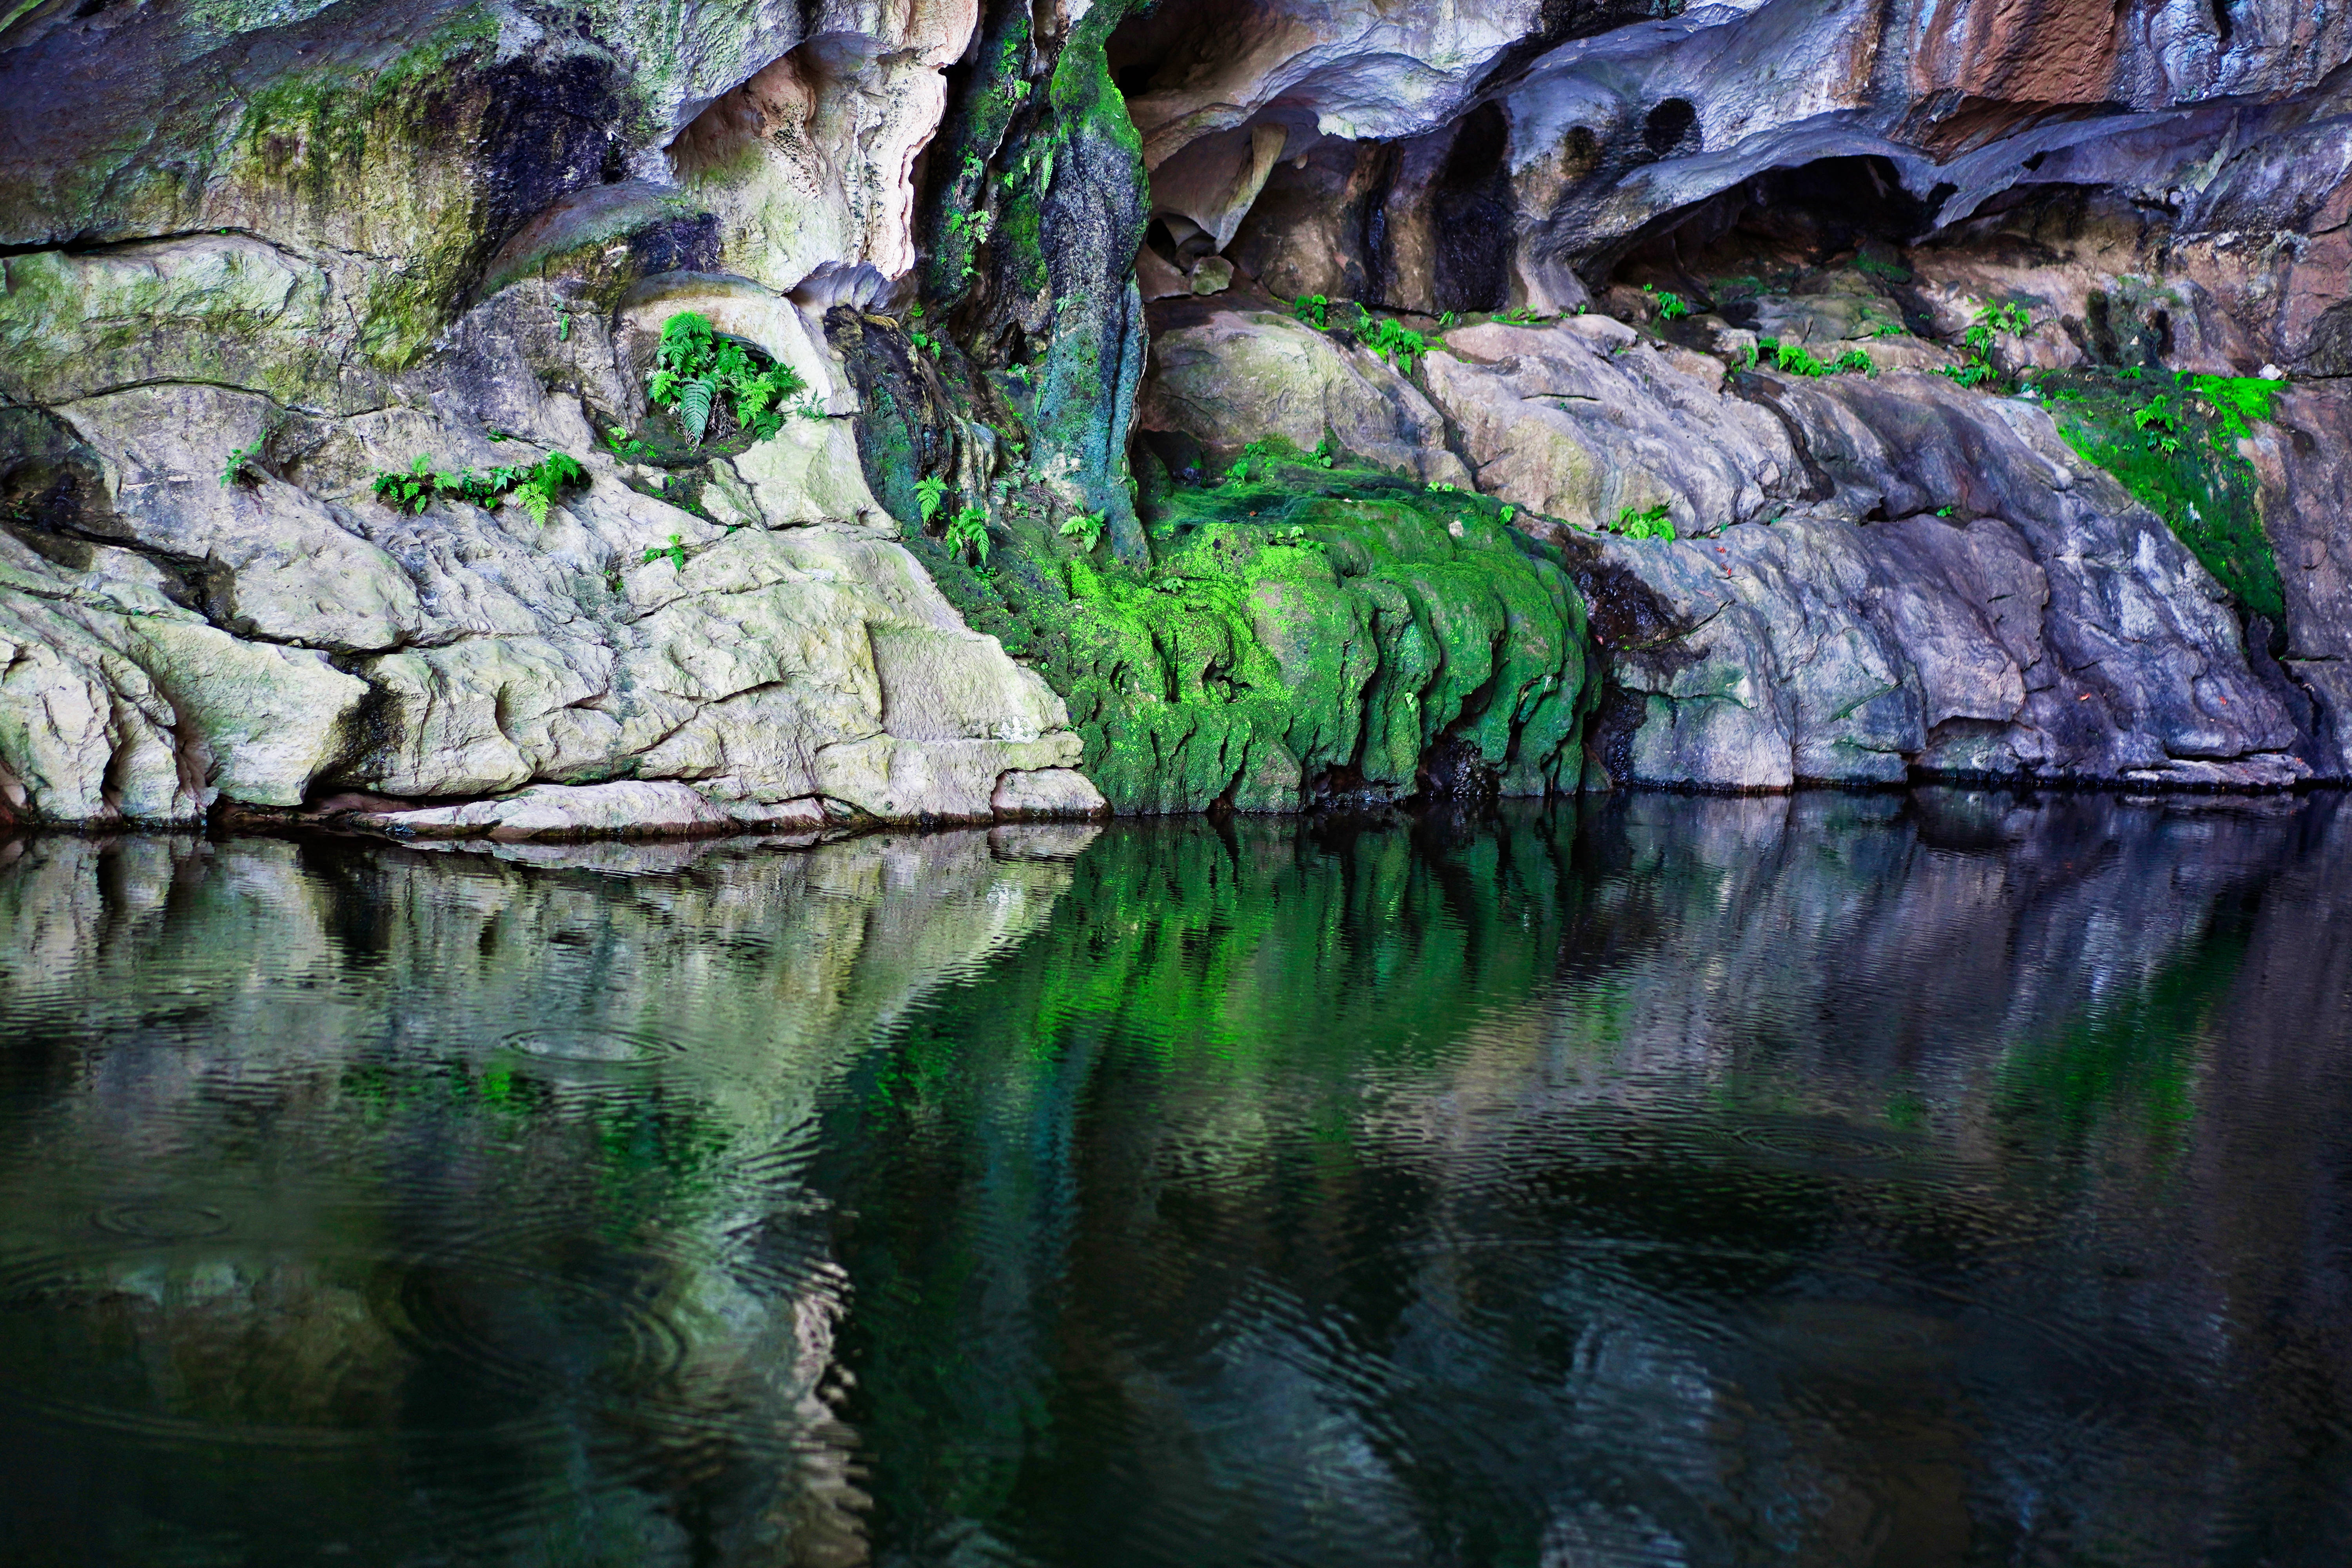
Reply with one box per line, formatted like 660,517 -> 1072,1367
1425,321 -> 1798,533
352,780 -> 833,841
991,768 -> 1111,820
0,532 -> 367,822
1564,371 -> 2308,789
0,290 -> 1097,828
355,781 -> 745,840
58,386 -> 426,654
2244,384 -> 2352,777
1138,310 -> 1470,485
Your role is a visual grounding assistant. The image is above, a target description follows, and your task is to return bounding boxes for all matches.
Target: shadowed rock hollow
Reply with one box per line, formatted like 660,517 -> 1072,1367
2,0 -> 2347,829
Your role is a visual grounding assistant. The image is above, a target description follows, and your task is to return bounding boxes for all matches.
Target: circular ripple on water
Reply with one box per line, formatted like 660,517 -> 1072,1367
387,1252 -> 693,1400
91,1200 -> 232,1241
1730,1122 -> 1910,1163
501,1025 -> 678,1067
0,1239 -> 691,1450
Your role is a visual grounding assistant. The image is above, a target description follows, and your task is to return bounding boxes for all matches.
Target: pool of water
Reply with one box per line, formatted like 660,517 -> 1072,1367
2,792 -> 2350,1566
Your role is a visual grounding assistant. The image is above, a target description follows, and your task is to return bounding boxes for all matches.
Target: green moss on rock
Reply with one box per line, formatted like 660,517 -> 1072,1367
2042,368 -> 2287,626
910,447 -> 1595,813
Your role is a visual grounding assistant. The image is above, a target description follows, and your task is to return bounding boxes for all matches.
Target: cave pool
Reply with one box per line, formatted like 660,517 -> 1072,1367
3,791 -> 2349,1565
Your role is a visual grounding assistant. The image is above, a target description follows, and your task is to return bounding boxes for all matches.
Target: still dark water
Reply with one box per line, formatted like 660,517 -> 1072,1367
3,793 -> 2351,1567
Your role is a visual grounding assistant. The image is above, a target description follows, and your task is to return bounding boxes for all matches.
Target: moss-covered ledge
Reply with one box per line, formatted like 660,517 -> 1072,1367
903,445 -> 1595,813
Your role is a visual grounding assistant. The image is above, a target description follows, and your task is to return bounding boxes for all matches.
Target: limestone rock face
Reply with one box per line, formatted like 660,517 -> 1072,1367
5,0 -> 2351,820
1143,297 -> 2310,789
1137,309 -> 1470,486
1425,320 -> 1795,533
0,0 -> 1125,832
0,276 -> 1089,828
2243,385 -> 2352,779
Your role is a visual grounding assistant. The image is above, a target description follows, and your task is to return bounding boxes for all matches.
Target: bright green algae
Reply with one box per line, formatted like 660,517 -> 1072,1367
907,449 -> 1595,813
2040,368 -> 2287,626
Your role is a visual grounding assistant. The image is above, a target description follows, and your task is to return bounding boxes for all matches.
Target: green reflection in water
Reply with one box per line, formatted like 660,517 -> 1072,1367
2,795 -> 2350,1567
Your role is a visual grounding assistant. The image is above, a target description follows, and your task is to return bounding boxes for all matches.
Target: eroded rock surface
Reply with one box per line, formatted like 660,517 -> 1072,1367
1137,307 -> 2312,788
2,0 -> 2348,821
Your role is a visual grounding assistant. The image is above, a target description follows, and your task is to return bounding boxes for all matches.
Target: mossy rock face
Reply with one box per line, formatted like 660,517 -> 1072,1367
917,0 -> 1152,559
0,236 -> 356,409
909,448 -> 1595,813
3,3 -> 632,371
2040,369 -> 2287,627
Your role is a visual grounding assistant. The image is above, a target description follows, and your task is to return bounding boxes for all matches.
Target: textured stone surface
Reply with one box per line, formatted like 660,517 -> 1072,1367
4,0 -> 2350,819
1425,320 -> 1795,533
2244,383 -> 2352,778
0,286 -> 1092,828
1138,308 -> 1470,486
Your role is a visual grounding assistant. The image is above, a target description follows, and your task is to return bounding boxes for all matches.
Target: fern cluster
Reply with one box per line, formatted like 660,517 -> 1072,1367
647,312 -> 807,445
1751,339 -> 1873,379
1358,309 -> 1430,372
1612,502 -> 1677,541
1645,287 -> 1691,321
1937,301 -> 2034,391
371,451 -> 587,523
945,505 -> 991,564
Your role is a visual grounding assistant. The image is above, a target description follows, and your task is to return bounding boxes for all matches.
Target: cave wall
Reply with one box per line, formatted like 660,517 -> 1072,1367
0,0 -> 2347,827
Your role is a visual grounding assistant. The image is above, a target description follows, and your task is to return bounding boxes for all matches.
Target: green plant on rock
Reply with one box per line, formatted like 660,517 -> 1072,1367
1293,294 -> 1330,331
1765,339 -> 1831,377
647,312 -> 806,445
916,474 -> 949,525
219,442 -> 265,488
2043,367 -> 2286,623
2131,395 -> 2175,436
1495,305 -> 1550,326
644,532 -> 686,570
946,504 -> 991,565
370,451 -> 586,523
603,425 -> 653,462
1060,510 -> 1106,552
2181,374 -> 2282,439
1355,307 -> 1430,372
1967,300 -> 2034,355
900,430 -> 1595,814
1225,438 -> 1281,484
1646,287 -> 1691,321
1831,348 -> 1875,376
1940,301 -> 2033,391
1613,501 -> 1677,541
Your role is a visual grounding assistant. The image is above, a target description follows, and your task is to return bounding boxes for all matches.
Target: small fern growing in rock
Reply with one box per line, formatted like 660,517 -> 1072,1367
370,450 -> 585,520
219,442 -> 264,488
1059,510 -> 1105,552
1613,502 -> 1677,541
647,312 -> 805,445
946,504 -> 991,565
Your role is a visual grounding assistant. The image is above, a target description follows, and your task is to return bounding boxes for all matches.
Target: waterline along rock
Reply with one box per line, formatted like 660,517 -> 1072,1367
3,0 -> 2348,829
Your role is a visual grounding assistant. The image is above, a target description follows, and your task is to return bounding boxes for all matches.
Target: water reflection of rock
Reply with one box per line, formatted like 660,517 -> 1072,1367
814,795 -> 2352,1564
0,824 -> 1098,1567
5,798 -> 2351,1564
